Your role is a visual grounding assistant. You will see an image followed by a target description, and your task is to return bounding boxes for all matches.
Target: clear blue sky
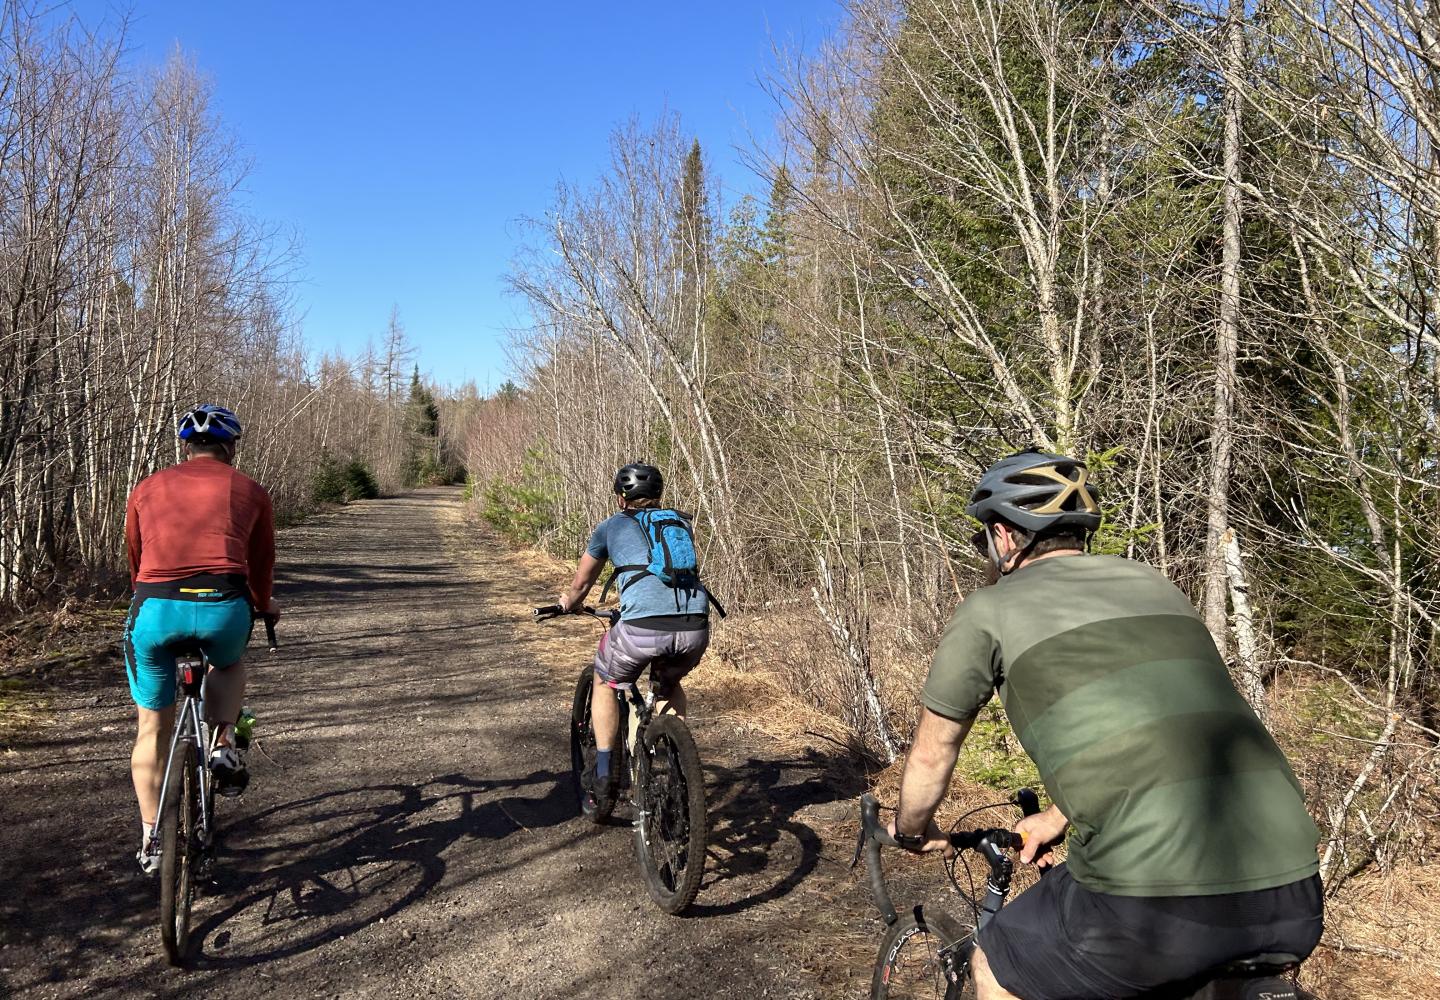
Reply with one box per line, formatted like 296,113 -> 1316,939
70,1 -> 840,390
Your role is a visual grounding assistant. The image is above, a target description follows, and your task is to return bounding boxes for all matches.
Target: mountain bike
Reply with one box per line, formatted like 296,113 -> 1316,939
533,604 -> 708,915
144,615 -> 277,965
854,792 -> 1316,999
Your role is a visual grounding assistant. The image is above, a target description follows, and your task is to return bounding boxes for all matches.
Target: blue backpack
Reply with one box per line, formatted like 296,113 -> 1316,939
600,508 -> 727,617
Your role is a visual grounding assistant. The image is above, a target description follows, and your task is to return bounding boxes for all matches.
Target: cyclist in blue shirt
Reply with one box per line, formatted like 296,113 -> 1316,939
556,463 -> 710,810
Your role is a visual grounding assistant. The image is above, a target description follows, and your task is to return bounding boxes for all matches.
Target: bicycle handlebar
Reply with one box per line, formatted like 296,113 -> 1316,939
532,604 -> 619,624
854,788 -> 1042,927
857,794 -> 900,925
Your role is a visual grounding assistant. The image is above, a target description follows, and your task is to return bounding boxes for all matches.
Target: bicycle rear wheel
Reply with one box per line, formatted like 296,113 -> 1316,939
569,666 -> 618,823
159,740 -> 199,966
634,714 -> 707,914
871,907 -> 973,1000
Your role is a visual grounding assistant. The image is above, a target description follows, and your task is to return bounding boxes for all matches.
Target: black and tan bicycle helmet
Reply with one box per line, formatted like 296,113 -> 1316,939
966,449 -> 1101,535
614,462 -> 664,501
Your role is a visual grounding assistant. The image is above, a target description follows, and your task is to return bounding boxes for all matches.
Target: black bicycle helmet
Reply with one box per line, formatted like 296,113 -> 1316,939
966,449 -> 1101,535
614,462 -> 664,501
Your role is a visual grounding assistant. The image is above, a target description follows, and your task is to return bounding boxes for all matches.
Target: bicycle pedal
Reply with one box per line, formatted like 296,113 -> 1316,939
215,769 -> 249,796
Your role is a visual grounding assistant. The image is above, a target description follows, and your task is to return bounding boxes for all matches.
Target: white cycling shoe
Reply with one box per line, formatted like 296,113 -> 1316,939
137,847 -> 161,877
209,744 -> 250,796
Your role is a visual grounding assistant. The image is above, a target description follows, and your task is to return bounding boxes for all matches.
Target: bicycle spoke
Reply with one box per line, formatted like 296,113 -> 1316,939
643,737 -> 690,889
881,925 -> 951,998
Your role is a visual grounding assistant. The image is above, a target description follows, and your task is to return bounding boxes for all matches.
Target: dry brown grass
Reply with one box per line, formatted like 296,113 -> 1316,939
1297,863 -> 1440,997
0,600 -> 124,747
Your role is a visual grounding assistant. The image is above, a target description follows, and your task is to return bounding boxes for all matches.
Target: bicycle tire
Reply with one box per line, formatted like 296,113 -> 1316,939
871,906 -> 973,1000
633,714 -> 707,914
569,666 -> 618,823
159,741 -> 198,966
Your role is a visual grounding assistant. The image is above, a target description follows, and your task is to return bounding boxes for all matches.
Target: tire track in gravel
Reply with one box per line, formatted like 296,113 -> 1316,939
0,488 -> 872,999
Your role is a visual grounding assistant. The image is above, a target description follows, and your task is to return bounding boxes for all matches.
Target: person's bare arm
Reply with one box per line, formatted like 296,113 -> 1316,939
890,707 -> 977,852
558,553 -> 605,611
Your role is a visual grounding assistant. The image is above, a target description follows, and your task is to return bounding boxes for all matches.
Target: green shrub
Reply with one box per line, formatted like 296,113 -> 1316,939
479,447 -> 582,549
956,701 -> 1042,792
482,477 -> 559,546
312,454 -> 349,505
343,460 -> 379,500
311,454 -> 379,505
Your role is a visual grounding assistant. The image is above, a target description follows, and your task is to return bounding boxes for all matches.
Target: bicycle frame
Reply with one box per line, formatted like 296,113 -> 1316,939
608,680 -> 660,826
146,655 -> 215,864
536,602 -> 660,792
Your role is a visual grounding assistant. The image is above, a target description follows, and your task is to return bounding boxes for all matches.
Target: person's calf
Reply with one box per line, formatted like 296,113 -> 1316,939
204,660 -> 247,742
655,682 -> 687,718
131,705 -> 175,824
972,946 -> 1022,1000
590,671 -> 621,750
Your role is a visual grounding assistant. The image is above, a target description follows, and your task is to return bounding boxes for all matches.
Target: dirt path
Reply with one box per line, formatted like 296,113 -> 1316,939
0,488 -> 880,999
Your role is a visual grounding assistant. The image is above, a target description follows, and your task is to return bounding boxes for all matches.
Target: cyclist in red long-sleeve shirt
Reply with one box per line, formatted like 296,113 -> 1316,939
123,405 -> 279,875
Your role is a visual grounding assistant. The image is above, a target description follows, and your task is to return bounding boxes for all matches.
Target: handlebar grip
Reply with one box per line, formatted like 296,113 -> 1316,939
858,794 -> 899,926
263,614 -> 278,652
991,831 -> 1023,851
1014,786 -> 1063,876
532,604 -> 563,621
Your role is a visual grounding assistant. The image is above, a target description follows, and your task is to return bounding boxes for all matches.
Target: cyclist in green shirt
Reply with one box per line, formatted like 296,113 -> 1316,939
889,449 -> 1323,1000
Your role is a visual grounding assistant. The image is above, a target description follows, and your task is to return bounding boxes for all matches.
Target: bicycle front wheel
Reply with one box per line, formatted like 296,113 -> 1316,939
634,714 -> 707,914
159,741 -> 199,966
871,907 -> 973,1000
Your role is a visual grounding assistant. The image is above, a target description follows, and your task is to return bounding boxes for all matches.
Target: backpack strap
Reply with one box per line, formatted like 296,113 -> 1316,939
599,563 -> 648,603
703,587 -> 728,619
598,509 -> 651,603
598,507 -> 727,618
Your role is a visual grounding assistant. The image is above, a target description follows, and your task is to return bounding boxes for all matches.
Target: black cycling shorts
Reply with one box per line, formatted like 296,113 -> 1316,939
977,864 -> 1323,1000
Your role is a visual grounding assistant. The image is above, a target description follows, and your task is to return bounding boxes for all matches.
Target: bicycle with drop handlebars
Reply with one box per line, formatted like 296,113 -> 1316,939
854,791 -> 1318,999
533,603 -> 708,915
145,614 -> 278,966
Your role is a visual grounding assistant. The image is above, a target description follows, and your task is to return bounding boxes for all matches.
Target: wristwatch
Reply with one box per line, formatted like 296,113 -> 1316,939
894,829 -> 926,852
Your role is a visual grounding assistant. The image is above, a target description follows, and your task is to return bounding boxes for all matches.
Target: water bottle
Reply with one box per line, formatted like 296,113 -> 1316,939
234,707 -> 257,749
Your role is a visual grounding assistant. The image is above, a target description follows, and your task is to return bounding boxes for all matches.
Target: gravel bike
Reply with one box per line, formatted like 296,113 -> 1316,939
533,604 -> 708,915
855,791 -> 1316,999
143,615 -> 276,965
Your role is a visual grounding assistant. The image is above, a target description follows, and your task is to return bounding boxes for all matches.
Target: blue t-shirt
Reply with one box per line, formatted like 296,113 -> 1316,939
587,510 -> 709,621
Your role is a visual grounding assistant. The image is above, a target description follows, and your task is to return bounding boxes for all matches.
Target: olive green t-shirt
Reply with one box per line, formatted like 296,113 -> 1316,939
923,554 -> 1320,897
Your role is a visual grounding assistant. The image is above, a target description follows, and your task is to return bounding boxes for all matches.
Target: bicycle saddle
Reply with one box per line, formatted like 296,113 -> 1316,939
1150,954 -> 1303,1000
1220,953 -> 1300,975
167,642 -> 207,694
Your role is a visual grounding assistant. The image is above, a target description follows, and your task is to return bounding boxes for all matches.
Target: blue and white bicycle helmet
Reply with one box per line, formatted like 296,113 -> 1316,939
177,404 -> 243,443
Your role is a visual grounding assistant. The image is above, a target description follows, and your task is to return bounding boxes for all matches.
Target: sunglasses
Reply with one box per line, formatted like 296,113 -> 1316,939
970,527 -> 989,557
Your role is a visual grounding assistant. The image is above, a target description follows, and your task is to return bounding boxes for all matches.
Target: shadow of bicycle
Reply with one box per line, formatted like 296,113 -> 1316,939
685,746 -> 864,919
184,768 -> 572,969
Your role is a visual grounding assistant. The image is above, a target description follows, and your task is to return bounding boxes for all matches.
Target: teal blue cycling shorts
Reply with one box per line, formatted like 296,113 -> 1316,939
124,580 -> 253,710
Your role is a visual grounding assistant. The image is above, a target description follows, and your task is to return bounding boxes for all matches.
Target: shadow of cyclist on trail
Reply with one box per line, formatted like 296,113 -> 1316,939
685,746 -> 864,919
179,768 -> 573,971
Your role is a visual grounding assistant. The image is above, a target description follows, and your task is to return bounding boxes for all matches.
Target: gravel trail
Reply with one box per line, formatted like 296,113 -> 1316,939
0,488 -> 870,999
